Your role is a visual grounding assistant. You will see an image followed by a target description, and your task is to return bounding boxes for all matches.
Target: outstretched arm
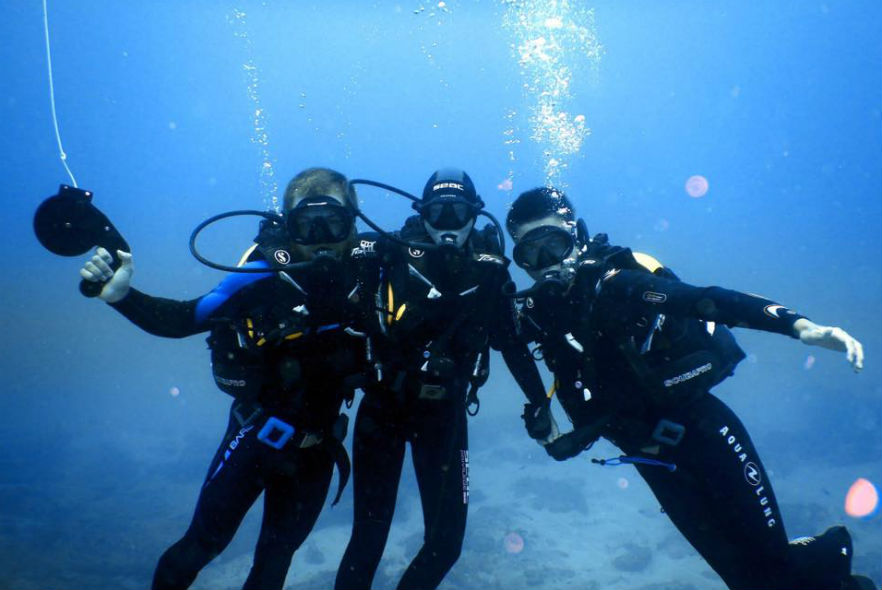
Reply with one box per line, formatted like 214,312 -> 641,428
80,247 -> 203,338
599,268 -> 865,371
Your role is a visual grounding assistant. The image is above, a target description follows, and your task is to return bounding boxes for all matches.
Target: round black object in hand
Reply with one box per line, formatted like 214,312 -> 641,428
544,431 -> 589,461
34,185 -> 131,298
34,185 -> 129,257
522,402 -> 552,440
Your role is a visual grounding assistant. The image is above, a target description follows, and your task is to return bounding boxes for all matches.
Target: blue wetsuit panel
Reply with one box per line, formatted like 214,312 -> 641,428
195,261 -> 273,326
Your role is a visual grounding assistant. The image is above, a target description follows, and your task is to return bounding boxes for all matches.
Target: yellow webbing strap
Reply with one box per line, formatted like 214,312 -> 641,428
547,378 -> 558,399
386,282 -> 395,325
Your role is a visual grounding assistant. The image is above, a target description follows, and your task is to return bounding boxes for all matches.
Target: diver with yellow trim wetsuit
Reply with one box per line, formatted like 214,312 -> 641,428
335,169 -> 547,590
79,168 -> 374,590
504,186 -> 873,590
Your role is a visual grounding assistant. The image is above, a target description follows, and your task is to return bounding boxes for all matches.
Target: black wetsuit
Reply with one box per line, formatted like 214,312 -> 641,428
109,241 -> 373,590
520,235 -> 853,590
335,220 -> 546,590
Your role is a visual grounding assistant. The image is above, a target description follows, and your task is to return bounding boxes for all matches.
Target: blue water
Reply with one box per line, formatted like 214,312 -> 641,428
1,2 -> 880,588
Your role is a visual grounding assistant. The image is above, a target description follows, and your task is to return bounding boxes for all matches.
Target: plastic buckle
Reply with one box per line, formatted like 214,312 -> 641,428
257,416 -> 295,450
651,419 -> 685,446
418,383 -> 447,400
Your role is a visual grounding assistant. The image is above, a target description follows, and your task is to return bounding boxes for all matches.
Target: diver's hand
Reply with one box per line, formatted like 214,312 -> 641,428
793,318 -> 864,372
80,247 -> 133,303
543,423 -> 604,461
522,402 -> 560,444
544,430 -> 588,461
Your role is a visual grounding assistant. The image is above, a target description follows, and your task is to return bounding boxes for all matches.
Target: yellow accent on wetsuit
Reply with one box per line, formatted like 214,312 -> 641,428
632,251 -> 664,273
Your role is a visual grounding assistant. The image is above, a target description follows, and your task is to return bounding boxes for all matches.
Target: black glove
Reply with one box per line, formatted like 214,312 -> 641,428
543,425 -> 602,461
544,431 -> 587,461
522,402 -> 553,440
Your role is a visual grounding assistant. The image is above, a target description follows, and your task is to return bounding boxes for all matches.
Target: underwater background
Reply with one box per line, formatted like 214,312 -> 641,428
1,1 -> 880,588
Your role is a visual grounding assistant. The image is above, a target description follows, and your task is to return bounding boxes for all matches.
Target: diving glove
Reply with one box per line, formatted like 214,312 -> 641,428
792,318 -> 864,372
544,425 -> 600,461
522,402 -> 559,443
80,247 -> 133,303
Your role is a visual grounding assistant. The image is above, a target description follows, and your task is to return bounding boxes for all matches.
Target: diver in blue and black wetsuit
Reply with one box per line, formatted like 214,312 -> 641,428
79,168 -> 376,590
505,187 -> 873,590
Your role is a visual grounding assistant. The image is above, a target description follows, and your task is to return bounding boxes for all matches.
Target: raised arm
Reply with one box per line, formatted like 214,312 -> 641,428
80,247 -> 209,338
598,268 -> 864,371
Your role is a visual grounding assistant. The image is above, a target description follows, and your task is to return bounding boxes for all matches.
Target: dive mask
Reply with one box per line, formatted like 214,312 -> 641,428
419,195 -> 480,231
512,225 -> 575,271
286,196 -> 354,245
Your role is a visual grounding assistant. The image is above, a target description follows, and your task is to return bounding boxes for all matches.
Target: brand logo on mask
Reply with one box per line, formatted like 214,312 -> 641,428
433,182 -> 464,192
409,247 -> 425,258
274,250 -> 291,265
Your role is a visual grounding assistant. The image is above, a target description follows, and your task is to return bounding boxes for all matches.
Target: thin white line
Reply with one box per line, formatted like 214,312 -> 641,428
43,0 -> 77,187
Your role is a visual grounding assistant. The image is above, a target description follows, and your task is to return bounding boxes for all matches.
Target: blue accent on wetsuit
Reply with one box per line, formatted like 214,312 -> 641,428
592,455 -> 677,471
195,261 -> 273,325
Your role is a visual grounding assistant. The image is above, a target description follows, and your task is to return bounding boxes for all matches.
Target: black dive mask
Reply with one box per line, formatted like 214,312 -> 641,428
286,196 -> 354,245
419,196 -> 479,231
512,225 -> 575,271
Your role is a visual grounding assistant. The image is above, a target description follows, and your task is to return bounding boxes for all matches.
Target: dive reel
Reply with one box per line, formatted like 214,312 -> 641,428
33,185 -> 131,297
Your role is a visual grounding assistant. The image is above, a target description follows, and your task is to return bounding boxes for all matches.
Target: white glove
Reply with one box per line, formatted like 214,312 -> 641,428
79,247 -> 134,303
793,318 -> 864,372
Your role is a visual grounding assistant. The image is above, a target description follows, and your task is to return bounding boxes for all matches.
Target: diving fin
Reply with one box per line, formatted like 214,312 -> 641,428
789,525 -> 861,589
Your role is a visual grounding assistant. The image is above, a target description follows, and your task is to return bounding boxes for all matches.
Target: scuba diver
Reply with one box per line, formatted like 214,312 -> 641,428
77,168 -> 374,590
504,186 -> 873,590
335,169 -> 547,590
